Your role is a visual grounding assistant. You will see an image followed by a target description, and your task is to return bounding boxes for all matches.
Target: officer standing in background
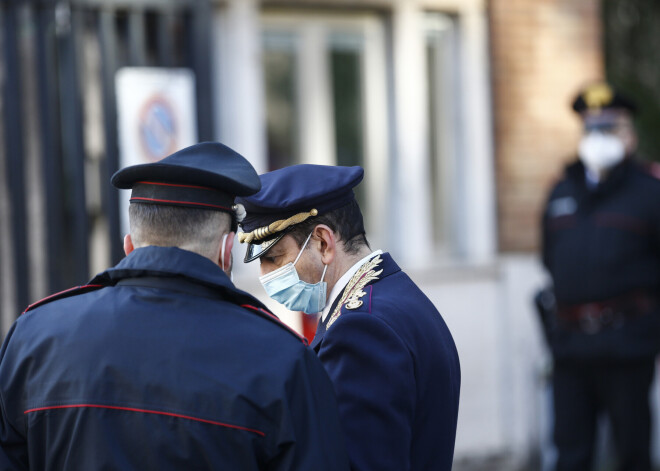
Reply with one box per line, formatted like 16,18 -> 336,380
0,142 -> 350,470
236,164 -> 461,471
540,82 -> 660,471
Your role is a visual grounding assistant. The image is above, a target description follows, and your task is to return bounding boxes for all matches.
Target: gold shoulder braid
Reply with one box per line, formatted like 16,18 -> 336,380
327,254 -> 383,329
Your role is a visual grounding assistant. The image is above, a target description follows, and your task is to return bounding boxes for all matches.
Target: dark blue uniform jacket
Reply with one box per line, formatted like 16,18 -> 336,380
542,158 -> 660,360
0,246 -> 349,470
311,252 -> 460,471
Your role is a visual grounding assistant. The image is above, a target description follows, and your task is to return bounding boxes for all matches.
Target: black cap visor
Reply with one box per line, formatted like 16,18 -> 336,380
243,230 -> 289,263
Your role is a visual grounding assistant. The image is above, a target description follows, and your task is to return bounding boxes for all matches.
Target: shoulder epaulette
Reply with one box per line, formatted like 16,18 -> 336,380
22,284 -> 105,315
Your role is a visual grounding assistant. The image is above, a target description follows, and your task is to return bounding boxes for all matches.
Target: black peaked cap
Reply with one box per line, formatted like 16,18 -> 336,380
112,141 -> 261,197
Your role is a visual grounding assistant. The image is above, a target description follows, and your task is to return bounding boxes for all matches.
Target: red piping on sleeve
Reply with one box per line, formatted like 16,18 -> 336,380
24,404 -> 265,437
22,284 -> 104,314
368,285 -> 373,314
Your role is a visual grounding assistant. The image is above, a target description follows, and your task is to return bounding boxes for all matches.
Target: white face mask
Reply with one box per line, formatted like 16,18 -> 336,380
221,233 -> 233,282
578,132 -> 625,173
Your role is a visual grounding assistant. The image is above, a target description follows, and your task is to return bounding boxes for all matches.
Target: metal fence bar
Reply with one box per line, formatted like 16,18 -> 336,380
128,8 -> 147,66
36,3 -> 66,293
0,3 -> 4,323
57,4 -> 89,285
156,10 -> 175,67
188,1 -> 214,141
1,0 -> 214,308
71,0 -> 195,9
2,2 -> 30,312
99,9 -> 123,264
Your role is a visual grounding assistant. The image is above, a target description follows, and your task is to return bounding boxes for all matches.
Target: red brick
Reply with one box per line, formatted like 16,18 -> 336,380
490,0 -> 603,251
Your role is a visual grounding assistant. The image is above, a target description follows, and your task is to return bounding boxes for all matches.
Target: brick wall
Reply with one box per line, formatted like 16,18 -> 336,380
489,0 -> 603,251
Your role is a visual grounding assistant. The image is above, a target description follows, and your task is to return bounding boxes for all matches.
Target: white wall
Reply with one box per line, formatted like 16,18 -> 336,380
409,255 -> 550,463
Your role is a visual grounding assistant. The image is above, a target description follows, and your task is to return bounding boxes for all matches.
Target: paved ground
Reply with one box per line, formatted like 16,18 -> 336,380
453,454 -> 530,471
453,454 -> 659,471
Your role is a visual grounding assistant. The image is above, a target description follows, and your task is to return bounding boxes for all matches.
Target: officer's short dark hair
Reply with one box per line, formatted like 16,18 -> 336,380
287,199 -> 370,255
129,203 -> 231,256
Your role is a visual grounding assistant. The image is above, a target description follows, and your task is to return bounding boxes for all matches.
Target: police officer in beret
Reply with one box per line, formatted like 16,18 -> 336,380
236,164 -> 461,471
0,142 -> 349,470
540,83 -> 660,471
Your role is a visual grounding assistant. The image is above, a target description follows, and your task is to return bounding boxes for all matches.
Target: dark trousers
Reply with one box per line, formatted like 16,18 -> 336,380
553,359 -> 655,471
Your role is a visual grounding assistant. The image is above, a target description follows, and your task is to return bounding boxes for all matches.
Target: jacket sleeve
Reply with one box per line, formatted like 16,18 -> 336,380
267,346 -> 350,471
318,312 -> 415,471
0,322 -> 29,470
541,187 -> 556,271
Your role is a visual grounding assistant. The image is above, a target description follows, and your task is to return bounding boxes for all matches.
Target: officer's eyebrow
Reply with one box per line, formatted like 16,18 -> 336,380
265,242 -> 287,257
261,249 -> 282,262
265,249 -> 283,259
259,255 -> 274,264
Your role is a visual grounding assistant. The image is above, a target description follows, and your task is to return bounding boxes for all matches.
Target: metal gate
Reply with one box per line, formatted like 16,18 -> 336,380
0,0 -> 214,329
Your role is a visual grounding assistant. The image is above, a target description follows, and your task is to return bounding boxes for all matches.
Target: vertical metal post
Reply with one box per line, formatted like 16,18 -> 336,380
99,8 -> 122,264
128,8 -> 146,66
36,3 -> 66,293
189,0 -> 214,141
0,3 -> 4,324
56,3 -> 89,284
3,1 -> 29,311
157,9 -> 175,67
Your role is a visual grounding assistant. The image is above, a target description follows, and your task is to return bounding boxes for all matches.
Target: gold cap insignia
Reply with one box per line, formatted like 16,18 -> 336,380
238,208 -> 318,244
583,83 -> 614,111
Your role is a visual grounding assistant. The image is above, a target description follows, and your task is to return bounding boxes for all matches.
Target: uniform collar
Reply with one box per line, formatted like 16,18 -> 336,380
321,250 -> 383,321
91,246 -> 234,292
311,252 -> 399,350
566,157 -> 632,196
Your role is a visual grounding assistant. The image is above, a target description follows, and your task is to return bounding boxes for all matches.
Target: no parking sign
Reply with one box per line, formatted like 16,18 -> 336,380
138,95 -> 178,160
115,67 -> 198,233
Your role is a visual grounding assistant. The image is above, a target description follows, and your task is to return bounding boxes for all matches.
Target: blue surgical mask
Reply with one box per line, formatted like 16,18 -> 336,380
259,232 -> 328,314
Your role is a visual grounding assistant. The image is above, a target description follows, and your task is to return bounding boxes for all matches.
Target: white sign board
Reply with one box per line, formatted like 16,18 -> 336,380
115,67 -> 198,235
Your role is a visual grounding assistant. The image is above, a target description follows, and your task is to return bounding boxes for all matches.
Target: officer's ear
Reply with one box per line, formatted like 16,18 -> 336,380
312,224 -> 336,266
219,231 -> 235,270
123,234 -> 135,256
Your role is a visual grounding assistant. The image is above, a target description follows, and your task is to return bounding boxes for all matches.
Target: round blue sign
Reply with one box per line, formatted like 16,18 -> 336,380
138,95 -> 178,161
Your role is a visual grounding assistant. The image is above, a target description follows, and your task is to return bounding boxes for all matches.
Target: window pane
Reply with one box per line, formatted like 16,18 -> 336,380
427,37 -> 446,246
329,34 -> 365,205
426,14 -> 457,252
263,32 -> 299,170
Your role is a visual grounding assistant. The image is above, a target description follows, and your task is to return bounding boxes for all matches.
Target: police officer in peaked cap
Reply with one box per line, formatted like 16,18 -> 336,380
540,83 -> 660,471
236,164 -> 461,471
0,142 -> 349,470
